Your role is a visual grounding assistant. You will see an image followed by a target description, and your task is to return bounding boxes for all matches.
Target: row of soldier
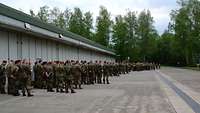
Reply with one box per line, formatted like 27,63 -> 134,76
0,59 -> 160,97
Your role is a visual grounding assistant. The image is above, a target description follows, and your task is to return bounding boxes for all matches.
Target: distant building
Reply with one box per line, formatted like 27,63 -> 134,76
0,3 -> 115,63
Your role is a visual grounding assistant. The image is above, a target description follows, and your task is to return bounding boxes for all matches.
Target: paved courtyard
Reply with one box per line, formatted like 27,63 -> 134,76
0,67 -> 200,113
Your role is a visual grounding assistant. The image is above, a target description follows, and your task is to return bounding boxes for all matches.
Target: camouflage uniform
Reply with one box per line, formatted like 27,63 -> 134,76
64,62 -> 75,93
20,62 -> 33,96
80,61 -> 87,85
71,62 -> 82,89
87,62 -> 95,84
55,63 -> 65,93
34,62 -> 45,89
103,62 -> 110,84
6,61 -> 19,96
96,62 -> 103,84
44,63 -> 54,92
0,61 -> 6,94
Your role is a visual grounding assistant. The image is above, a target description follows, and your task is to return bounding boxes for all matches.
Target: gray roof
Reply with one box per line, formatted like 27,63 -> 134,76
0,3 -> 115,55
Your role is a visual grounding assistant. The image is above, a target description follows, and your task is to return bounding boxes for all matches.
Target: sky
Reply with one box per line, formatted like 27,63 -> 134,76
0,0 -> 178,35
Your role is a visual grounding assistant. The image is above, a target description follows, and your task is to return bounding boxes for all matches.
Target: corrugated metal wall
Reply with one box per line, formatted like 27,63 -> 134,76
0,29 -> 115,63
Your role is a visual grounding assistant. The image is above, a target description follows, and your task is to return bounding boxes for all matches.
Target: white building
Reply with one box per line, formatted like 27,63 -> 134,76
0,3 -> 115,63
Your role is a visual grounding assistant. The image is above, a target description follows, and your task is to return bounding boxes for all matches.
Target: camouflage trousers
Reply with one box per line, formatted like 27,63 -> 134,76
20,77 -> 32,95
55,76 -> 64,92
64,79 -> 74,93
73,75 -> 82,89
8,77 -> 20,95
46,76 -> 54,92
0,77 -> 6,94
96,73 -> 102,84
103,73 -> 109,84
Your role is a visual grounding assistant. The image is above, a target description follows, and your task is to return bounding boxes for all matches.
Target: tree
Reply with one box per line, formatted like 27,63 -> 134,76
170,0 -> 200,65
29,9 -> 35,17
63,8 -> 71,30
112,15 -> 128,59
50,7 -> 66,29
124,11 -> 139,61
95,6 -> 112,47
137,10 -> 157,62
68,7 -> 85,36
82,12 -> 93,40
37,5 -> 50,22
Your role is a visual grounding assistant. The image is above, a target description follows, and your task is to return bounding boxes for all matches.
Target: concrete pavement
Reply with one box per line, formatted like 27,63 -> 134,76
0,67 -> 200,113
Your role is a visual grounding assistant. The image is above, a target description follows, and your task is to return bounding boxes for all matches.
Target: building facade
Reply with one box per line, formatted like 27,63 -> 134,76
0,4 -> 115,63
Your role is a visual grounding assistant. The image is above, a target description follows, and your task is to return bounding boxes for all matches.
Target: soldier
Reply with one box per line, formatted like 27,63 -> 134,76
102,61 -> 110,84
64,60 -> 75,93
44,62 -> 54,92
55,61 -> 65,93
6,60 -> 14,95
87,61 -> 95,84
0,60 -> 7,94
71,61 -> 82,89
34,60 -> 44,89
80,60 -> 87,85
94,61 -> 99,83
20,60 -> 34,97
96,61 -> 103,84
10,60 -> 21,96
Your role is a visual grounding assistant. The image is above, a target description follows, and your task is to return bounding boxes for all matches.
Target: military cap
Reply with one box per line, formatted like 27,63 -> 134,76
2,60 -> 7,63
42,61 -> 47,65
15,60 -> 21,64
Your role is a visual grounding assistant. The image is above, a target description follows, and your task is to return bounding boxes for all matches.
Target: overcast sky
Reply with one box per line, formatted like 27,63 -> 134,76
0,0 -> 178,35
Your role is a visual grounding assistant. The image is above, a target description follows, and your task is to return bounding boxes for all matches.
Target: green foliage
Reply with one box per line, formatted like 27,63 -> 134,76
28,2 -> 200,66
82,12 -> 93,40
50,7 -> 66,29
37,5 -> 49,22
68,7 -> 85,36
95,6 -> 112,47
112,10 -> 158,62
169,0 -> 200,65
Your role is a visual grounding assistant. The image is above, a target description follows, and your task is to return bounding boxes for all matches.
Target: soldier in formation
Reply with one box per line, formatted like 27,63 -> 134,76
0,60 -> 7,94
0,59 -> 160,97
4,60 -> 34,96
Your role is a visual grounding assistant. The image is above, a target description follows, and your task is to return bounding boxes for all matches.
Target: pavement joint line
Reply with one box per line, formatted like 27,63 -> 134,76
155,72 -> 191,113
156,70 -> 200,113
158,70 -> 200,106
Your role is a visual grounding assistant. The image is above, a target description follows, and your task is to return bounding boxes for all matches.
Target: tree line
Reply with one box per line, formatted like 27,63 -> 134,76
29,0 -> 200,66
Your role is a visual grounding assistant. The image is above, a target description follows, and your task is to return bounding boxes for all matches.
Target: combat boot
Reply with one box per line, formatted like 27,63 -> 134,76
27,93 -> 34,97
78,84 -> 82,89
60,89 -> 64,93
65,90 -> 69,93
13,93 -> 20,96
71,89 -> 76,93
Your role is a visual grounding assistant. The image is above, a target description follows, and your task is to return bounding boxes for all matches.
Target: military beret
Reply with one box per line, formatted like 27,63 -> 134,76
15,60 -> 21,64
42,61 -> 47,65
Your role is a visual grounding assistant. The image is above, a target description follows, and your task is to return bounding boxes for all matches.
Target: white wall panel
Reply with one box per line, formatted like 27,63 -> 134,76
84,50 -> 91,61
41,39 -> 47,61
79,49 -> 84,61
74,47 -> 78,60
36,39 -> 42,59
58,44 -> 63,61
68,46 -> 75,60
22,34 -> 30,60
8,32 -> 18,60
47,40 -> 52,61
63,45 -> 68,60
29,37 -> 36,62
0,30 -> 8,60
0,29 -> 115,62
52,42 -> 57,61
